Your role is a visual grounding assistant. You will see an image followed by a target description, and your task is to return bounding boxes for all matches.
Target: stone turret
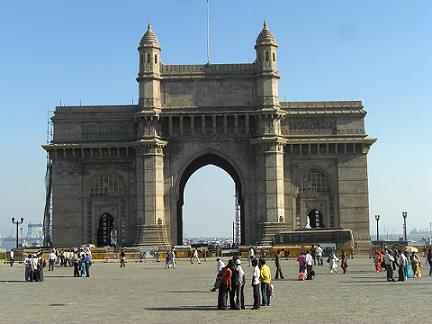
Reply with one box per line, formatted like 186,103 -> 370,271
255,22 -> 280,110
137,24 -> 161,109
255,21 -> 278,72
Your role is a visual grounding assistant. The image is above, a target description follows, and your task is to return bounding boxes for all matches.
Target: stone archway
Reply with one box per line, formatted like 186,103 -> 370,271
97,213 -> 114,246
175,153 -> 245,245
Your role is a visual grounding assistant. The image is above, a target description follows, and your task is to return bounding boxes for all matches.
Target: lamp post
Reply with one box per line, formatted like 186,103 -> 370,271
11,217 -> 24,249
374,214 -> 380,242
402,211 -> 408,242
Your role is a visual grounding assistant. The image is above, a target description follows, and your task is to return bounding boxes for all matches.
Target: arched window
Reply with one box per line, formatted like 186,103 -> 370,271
154,54 -> 158,64
272,52 -> 276,62
90,172 -> 123,197
299,169 -> 329,193
265,51 -> 269,61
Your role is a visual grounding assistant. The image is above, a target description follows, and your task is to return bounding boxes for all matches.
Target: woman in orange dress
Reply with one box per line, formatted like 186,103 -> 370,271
374,250 -> 382,273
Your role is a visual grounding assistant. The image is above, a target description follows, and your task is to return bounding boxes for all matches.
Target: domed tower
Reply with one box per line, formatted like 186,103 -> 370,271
255,22 -> 280,110
137,24 -> 161,109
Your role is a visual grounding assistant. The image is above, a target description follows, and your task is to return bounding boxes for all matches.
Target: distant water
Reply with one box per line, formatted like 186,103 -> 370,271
0,240 -> 17,252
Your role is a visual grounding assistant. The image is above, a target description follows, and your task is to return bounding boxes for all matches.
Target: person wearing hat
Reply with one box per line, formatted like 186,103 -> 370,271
234,259 -> 245,309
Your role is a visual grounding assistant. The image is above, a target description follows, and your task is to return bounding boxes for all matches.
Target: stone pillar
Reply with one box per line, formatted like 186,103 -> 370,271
253,138 -> 288,245
135,140 -> 170,247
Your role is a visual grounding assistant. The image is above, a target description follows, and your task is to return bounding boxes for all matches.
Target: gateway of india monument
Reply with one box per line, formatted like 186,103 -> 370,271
43,23 -> 375,248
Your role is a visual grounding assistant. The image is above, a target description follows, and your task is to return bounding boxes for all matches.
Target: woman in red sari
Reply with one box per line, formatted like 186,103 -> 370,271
374,250 -> 383,273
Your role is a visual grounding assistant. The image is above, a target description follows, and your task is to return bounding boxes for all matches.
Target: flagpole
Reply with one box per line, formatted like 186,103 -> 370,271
207,0 -> 210,64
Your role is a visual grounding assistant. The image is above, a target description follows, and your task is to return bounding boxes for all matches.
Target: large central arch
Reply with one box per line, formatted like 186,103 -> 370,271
176,153 -> 245,245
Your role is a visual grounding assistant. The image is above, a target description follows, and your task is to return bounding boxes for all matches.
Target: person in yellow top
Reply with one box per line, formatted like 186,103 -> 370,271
260,259 -> 271,306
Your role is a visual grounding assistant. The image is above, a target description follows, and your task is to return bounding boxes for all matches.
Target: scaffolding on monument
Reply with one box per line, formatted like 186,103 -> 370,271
234,191 -> 241,246
43,111 -> 54,247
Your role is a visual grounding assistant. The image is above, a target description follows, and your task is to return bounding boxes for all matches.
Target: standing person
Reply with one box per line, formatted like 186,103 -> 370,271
274,250 -> 285,280
9,249 -> 14,267
411,252 -> 421,278
305,250 -> 313,280
217,260 -> 233,310
398,250 -> 407,281
260,259 -> 271,306
405,251 -> 414,278
120,249 -> 126,268
328,250 -> 339,274
73,251 -> 81,277
341,250 -> 348,274
251,258 -> 261,310
31,254 -> 39,281
229,259 -> 239,310
311,245 -> 316,266
427,248 -> 432,277
373,250 -> 383,273
384,249 -> 396,282
80,254 -> 87,277
38,251 -> 45,282
315,245 -> 323,266
297,251 -> 306,273
210,257 -> 225,292
235,259 -> 245,310
249,246 -> 255,267
85,253 -> 91,277
48,250 -> 57,271
24,254 -> 32,282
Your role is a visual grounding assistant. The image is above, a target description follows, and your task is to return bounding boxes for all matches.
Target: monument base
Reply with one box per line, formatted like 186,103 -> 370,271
135,224 -> 170,247
256,222 -> 290,245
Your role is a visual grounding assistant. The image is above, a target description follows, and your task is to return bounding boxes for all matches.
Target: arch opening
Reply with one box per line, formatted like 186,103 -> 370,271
97,213 -> 114,246
177,153 -> 245,245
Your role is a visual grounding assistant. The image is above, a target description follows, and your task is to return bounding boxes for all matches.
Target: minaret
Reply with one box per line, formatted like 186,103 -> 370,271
137,24 -> 161,109
255,22 -> 280,110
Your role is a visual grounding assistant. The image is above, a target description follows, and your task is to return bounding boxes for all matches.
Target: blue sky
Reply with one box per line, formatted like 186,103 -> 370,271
0,1 -> 431,239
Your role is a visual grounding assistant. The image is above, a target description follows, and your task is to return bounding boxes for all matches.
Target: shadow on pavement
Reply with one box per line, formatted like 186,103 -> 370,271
145,305 -> 217,311
163,290 -> 210,294
0,280 -> 27,283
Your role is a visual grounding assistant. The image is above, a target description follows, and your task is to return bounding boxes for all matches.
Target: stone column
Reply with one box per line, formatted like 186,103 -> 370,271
135,139 -> 170,247
253,138 -> 288,245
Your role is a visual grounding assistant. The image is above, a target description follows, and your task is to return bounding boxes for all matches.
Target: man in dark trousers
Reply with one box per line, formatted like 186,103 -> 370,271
217,259 -> 233,310
274,250 -> 285,280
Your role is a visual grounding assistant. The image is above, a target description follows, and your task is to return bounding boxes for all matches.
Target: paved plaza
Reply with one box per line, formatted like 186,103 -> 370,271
0,256 -> 431,323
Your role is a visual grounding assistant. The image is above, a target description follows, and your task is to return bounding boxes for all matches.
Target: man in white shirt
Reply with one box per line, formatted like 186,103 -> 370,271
9,249 -> 15,267
249,247 -> 255,266
235,259 -> 245,309
315,245 -> 323,266
49,250 -> 57,271
251,259 -> 260,309
305,250 -> 314,280
211,257 -> 226,292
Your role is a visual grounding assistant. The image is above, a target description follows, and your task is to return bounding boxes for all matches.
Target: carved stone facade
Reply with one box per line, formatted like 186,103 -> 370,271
43,23 -> 375,247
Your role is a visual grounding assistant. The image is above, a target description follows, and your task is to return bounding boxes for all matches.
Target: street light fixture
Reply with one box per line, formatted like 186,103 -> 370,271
11,217 -> 24,249
374,214 -> 380,242
402,211 -> 408,242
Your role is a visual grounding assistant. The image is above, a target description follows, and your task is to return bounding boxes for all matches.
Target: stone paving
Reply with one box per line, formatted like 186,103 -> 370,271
0,256 -> 431,323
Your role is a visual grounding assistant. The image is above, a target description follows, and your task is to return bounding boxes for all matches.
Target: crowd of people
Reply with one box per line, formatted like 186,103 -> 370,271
23,251 -> 45,282
373,247 -> 431,281
22,247 -> 93,281
213,254 -> 273,310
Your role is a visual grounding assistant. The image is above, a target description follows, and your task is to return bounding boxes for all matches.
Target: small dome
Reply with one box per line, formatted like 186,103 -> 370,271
140,24 -> 161,49
255,22 -> 277,47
